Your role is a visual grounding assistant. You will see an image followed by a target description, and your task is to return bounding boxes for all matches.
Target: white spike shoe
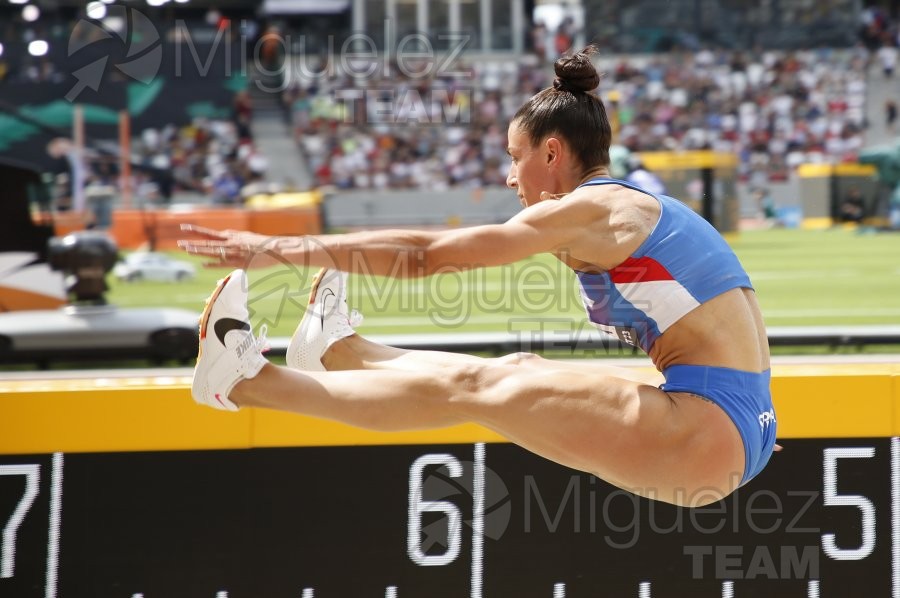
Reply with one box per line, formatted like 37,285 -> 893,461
191,270 -> 268,411
286,268 -> 361,371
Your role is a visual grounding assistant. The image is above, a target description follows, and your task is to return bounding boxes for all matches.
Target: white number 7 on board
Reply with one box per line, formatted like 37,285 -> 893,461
0,464 -> 40,579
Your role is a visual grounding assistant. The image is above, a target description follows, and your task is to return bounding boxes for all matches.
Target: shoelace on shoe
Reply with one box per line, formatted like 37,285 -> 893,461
257,324 -> 271,354
349,310 -> 364,328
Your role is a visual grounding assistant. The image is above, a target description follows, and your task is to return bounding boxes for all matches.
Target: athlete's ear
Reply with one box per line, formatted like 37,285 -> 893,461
545,137 -> 563,167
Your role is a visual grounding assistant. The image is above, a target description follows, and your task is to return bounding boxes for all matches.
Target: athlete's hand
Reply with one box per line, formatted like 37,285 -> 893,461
177,224 -> 301,269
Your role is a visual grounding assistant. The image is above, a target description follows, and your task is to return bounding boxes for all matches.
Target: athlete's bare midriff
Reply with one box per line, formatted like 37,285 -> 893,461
648,287 -> 771,373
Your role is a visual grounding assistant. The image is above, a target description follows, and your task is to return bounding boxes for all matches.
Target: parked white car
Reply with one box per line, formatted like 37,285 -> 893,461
113,252 -> 196,282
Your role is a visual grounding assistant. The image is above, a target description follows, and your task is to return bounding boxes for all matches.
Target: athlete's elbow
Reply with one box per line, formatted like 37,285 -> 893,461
408,234 -> 472,276
409,247 -> 454,277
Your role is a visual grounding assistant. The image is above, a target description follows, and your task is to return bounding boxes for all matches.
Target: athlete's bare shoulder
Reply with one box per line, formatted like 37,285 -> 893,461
559,181 -> 658,216
569,181 -> 659,239
527,183 -> 660,269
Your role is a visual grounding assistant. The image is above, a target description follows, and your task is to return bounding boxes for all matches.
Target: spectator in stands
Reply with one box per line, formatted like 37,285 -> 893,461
83,160 -> 117,229
530,21 -> 549,64
289,87 -> 313,134
553,17 -> 575,58
210,163 -> 244,205
752,186 -> 778,225
259,24 -> 284,72
625,156 -> 666,195
233,90 -> 254,141
240,18 -> 261,60
878,39 -> 898,78
887,99 -> 898,134
838,186 -> 866,223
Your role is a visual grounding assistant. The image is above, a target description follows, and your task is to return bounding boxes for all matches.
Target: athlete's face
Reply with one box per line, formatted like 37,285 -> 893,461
506,120 -> 556,208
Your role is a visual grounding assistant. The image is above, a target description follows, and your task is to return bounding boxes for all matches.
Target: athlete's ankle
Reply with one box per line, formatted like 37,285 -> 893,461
228,363 -> 273,406
320,333 -> 361,370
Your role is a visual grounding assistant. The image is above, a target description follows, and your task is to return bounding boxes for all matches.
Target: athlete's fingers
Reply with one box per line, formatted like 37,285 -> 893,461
178,241 -> 229,255
179,224 -> 229,239
178,239 -> 223,249
202,258 -> 241,269
195,244 -> 243,268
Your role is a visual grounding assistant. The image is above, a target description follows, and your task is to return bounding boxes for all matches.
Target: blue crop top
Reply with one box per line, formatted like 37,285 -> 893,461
575,178 -> 753,353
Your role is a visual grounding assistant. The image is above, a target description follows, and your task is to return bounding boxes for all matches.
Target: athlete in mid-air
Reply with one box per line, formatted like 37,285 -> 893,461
180,46 -> 777,507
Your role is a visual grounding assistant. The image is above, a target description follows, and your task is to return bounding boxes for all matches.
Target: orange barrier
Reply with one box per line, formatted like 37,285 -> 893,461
53,207 -> 322,250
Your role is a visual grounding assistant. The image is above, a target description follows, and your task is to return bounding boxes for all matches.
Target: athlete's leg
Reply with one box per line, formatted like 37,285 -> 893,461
197,270 -> 740,507
290,268 -> 661,386
231,361 -> 742,507
323,334 -> 665,386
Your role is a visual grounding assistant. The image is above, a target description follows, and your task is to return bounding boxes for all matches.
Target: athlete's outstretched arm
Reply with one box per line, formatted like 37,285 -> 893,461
177,194 -> 607,277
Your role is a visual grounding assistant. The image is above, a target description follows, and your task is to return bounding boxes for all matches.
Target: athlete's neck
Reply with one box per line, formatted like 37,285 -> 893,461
578,167 -> 610,186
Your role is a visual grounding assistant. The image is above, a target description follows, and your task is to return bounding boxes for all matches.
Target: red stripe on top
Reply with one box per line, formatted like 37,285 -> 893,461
608,256 -> 674,283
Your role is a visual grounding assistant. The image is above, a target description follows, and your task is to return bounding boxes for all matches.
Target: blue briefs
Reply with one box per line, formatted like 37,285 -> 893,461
660,365 -> 777,486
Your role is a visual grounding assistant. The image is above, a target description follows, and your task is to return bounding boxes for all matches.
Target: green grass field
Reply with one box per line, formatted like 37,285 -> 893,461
107,227 -> 900,339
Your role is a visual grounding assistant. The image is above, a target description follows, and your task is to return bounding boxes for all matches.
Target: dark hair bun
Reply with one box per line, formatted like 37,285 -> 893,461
552,45 -> 600,93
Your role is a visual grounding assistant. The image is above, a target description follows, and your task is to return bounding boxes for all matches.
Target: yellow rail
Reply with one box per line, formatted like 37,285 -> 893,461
1,362 -> 898,454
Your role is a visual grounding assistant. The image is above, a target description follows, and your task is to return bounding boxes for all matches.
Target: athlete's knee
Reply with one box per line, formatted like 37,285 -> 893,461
448,363 -> 539,418
496,351 -> 543,366
447,362 -> 494,395
447,362 -> 520,404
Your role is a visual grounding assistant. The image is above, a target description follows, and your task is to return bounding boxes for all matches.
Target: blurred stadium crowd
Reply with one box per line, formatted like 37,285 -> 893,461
285,46 -> 874,191
279,3 -> 899,193
0,2 -> 898,203
128,92 -> 269,206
